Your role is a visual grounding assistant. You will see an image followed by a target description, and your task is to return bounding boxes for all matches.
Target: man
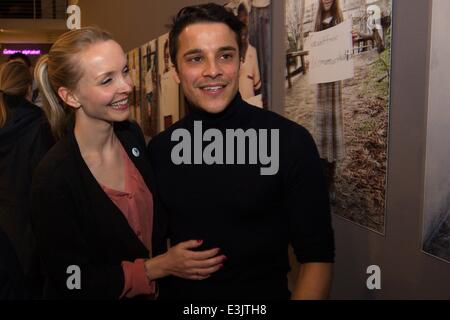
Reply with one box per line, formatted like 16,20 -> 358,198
148,3 -> 334,300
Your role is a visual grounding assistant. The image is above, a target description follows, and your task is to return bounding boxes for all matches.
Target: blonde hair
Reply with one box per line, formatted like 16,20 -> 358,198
35,26 -> 112,139
0,61 -> 33,128
314,0 -> 344,32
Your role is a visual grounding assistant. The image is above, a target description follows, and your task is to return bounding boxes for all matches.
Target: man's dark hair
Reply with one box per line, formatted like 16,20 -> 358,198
8,52 -> 31,68
169,3 -> 244,70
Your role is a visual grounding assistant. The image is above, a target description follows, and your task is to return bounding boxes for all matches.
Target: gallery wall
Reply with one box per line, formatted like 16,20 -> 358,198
77,0 -> 449,299
422,0 -> 450,257
325,0 -> 449,298
77,0 -> 228,52
265,0 -> 449,298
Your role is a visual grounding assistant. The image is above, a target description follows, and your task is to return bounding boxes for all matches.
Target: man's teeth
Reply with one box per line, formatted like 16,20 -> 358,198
203,86 -> 224,91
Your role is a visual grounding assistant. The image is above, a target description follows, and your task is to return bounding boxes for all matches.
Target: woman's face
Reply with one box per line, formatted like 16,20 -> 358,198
72,40 -> 133,123
321,0 -> 334,12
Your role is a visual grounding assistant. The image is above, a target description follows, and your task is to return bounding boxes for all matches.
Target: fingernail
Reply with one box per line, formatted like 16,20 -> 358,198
197,240 -> 203,244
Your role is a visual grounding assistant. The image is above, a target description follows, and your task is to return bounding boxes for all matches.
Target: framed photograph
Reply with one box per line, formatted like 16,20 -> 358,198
140,39 -> 159,139
225,0 -> 272,109
157,33 -> 180,133
285,0 -> 393,234
127,47 -> 141,124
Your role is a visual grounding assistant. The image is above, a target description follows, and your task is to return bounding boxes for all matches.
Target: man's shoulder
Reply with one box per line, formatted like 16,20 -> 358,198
244,103 -> 316,151
147,117 -> 190,152
245,102 -> 310,133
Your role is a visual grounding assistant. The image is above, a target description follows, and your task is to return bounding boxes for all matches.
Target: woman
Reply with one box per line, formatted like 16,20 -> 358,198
0,61 -> 54,298
32,27 -> 225,299
313,0 -> 346,200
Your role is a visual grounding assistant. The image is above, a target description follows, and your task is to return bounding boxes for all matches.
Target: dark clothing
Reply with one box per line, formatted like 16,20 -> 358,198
31,121 -> 154,299
0,226 -> 26,299
0,96 -> 54,298
148,93 -> 335,300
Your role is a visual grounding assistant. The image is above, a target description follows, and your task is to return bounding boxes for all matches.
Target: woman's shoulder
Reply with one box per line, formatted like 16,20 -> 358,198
32,134 -> 75,186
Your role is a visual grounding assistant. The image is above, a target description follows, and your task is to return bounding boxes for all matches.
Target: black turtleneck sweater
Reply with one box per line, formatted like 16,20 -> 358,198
147,93 -> 334,300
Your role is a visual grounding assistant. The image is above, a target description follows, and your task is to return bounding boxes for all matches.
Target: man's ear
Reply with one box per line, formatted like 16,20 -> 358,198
58,87 -> 80,109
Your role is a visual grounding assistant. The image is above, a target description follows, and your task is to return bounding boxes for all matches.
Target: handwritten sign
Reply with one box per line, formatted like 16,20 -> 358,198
307,19 -> 354,84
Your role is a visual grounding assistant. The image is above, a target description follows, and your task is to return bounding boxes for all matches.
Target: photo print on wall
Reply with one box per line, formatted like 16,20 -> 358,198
225,0 -> 272,109
285,0 -> 393,234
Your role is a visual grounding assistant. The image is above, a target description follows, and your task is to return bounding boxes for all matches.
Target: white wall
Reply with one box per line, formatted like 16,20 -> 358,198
423,0 -> 450,243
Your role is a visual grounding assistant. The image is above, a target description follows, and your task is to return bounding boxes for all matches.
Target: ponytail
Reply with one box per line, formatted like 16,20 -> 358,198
35,55 -> 68,139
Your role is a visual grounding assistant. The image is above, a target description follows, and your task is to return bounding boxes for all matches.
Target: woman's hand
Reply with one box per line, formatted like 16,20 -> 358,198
144,240 -> 226,281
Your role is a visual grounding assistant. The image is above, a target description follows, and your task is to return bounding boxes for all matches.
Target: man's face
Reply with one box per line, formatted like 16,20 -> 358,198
174,22 -> 240,114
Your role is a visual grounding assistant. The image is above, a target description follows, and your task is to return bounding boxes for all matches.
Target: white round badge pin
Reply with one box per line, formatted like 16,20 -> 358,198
132,148 -> 140,157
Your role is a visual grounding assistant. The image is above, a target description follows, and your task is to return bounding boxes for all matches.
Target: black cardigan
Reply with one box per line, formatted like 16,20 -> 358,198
31,121 -> 154,299
0,96 -> 54,298
0,226 -> 26,300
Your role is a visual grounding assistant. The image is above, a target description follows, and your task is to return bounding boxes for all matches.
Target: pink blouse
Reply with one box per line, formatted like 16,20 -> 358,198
101,146 -> 155,299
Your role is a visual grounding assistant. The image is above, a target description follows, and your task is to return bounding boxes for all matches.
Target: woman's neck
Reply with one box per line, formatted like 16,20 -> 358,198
74,112 -> 116,156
